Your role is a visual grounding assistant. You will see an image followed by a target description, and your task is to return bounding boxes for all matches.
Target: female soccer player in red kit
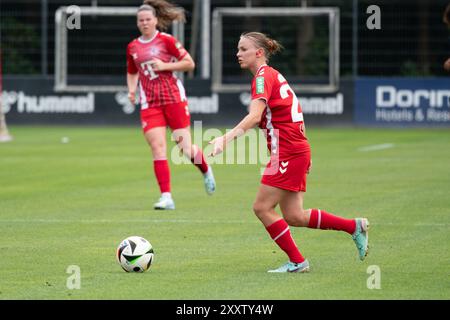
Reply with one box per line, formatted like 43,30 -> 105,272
127,1 -> 215,210
209,32 -> 369,273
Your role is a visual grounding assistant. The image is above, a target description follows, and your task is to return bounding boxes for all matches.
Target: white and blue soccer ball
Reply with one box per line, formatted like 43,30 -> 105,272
116,236 -> 154,273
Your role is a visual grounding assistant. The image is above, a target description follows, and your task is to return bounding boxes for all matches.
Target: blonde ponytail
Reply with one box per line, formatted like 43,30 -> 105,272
241,32 -> 283,61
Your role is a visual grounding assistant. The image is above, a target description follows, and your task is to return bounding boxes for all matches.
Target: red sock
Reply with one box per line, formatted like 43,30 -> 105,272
153,159 -> 170,193
266,219 -> 305,263
308,209 -> 356,235
190,147 -> 209,174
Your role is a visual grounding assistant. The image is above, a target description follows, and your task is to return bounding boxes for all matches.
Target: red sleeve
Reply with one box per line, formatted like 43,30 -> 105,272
251,67 -> 274,103
126,42 -> 138,74
163,34 -> 188,61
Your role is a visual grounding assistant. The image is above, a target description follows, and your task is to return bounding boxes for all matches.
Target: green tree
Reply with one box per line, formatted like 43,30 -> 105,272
1,17 -> 40,74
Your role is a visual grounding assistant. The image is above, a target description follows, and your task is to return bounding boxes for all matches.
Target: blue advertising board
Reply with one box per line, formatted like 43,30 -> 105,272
355,78 -> 450,127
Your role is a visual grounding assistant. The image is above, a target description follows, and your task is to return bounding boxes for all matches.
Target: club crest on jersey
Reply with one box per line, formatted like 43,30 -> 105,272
149,48 -> 160,56
132,53 -> 138,59
256,77 -> 265,94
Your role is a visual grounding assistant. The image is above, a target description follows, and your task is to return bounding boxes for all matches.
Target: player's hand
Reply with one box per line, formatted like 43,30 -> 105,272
149,58 -> 167,71
208,136 -> 226,157
128,91 -> 136,104
307,159 -> 312,174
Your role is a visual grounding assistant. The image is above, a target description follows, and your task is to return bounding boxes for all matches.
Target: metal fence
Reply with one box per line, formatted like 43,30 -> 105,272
1,0 -> 449,77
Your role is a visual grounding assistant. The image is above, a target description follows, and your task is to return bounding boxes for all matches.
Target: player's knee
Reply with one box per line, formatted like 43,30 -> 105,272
149,142 -> 166,158
252,202 -> 268,219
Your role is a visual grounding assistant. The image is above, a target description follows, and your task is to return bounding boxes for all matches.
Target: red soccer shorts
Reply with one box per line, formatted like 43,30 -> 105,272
141,101 -> 191,133
261,151 -> 312,192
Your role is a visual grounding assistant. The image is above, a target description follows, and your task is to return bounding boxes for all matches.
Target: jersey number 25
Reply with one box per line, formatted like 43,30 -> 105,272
278,76 -> 303,123
279,84 -> 303,123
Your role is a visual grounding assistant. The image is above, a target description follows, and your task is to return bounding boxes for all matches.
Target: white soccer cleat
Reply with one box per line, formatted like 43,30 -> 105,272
352,218 -> 370,261
203,167 -> 216,195
268,260 -> 310,273
153,196 -> 175,210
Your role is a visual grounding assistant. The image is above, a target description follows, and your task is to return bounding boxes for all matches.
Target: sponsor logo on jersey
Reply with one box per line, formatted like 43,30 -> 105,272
256,77 -> 265,94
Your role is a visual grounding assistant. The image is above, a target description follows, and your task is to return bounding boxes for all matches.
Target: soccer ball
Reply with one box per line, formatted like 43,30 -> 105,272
116,236 -> 154,272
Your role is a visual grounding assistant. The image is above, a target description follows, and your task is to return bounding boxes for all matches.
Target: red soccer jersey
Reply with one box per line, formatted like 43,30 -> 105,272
251,65 -> 310,159
127,31 -> 188,109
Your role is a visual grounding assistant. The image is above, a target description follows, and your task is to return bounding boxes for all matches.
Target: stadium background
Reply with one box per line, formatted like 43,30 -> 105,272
1,0 -> 449,127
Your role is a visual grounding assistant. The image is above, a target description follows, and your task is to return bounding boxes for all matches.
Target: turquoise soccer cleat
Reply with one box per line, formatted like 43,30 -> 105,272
153,196 -> 175,210
267,260 -> 310,273
352,218 -> 370,260
203,167 -> 216,195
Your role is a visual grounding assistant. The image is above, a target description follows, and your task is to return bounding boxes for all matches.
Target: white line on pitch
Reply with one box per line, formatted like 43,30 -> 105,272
358,143 -> 395,152
0,219 -> 448,227
0,219 -> 258,224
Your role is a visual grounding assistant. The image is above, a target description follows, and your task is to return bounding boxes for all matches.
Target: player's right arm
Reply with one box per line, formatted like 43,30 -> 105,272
209,99 -> 266,157
127,72 -> 139,104
126,42 -> 139,104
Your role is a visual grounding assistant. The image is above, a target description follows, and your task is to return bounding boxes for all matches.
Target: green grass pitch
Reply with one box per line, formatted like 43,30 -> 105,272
0,126 -> 449,299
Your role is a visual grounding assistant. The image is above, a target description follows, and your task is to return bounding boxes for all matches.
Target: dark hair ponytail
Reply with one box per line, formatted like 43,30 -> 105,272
141,0 -> 185,31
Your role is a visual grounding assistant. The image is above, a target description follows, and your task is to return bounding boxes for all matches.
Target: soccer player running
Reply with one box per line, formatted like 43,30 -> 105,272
209,32 -> 369,273
127,1 -> 215,210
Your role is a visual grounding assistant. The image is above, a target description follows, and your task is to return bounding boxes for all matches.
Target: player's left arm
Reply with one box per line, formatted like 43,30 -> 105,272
209,99 -> 266,157
149,53 -> 195,72
149,35 -> 195,72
